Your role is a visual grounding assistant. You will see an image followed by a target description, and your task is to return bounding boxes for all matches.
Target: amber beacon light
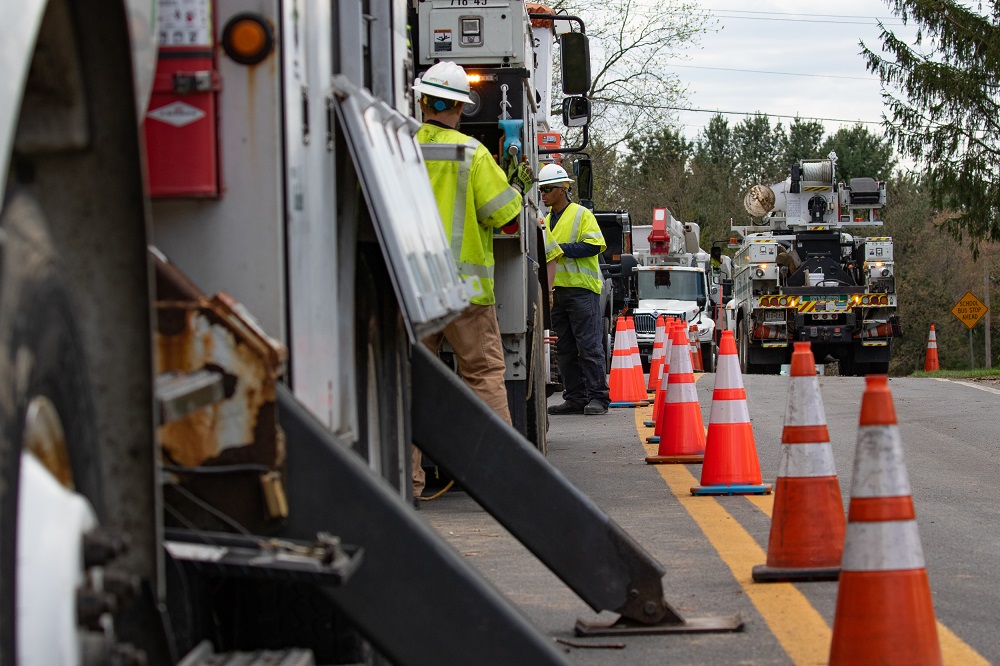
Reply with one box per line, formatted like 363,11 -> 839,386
222,13 -> 274,65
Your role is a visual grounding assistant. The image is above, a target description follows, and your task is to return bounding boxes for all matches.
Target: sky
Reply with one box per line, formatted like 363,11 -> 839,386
668,1 -> 919,143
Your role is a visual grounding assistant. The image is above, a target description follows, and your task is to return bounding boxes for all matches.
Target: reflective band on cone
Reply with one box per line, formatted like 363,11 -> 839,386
828,374 -> 942,666
645,323 -> 705,464
692,330 -> 770,495
753,341 -> 845,583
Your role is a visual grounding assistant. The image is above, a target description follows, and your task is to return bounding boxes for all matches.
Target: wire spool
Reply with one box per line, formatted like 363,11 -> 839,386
800,160 -> 834,183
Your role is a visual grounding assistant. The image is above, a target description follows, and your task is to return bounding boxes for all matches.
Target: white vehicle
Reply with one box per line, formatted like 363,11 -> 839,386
730,153 -> 898,375
625,207 -> 718,372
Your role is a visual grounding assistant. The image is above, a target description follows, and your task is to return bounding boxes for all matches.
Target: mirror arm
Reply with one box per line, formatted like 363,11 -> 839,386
540,126 -> 589,155
528,13 -> 587,34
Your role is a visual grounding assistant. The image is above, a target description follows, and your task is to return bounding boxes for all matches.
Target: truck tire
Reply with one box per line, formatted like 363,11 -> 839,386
701,342 -> 717,373
0,192 -> 104,664
355,250 -> 408,493
737,321 -> 753,374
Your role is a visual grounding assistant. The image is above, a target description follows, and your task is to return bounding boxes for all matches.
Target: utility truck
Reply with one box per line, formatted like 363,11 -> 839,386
731,153 -> 899,375
2,0 -> 746,663
622,207 -> 718,372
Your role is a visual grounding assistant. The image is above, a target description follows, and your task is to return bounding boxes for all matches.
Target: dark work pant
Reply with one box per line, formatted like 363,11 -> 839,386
551,287 -> 610,407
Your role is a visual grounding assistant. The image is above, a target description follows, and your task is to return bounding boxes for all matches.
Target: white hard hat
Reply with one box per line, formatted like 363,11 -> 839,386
537,163 -> 573,187
413,61 -> 474,104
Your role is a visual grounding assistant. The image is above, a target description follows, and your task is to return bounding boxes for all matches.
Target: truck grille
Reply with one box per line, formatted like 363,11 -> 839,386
633,314 -> 683,334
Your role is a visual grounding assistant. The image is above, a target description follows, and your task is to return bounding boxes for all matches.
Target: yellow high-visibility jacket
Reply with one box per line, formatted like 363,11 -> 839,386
546,202 -> 606,294
418,123 -> 523,305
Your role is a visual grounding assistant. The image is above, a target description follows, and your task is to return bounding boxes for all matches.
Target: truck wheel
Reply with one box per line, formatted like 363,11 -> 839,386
524,284 -> 548,454
355,250 -> 408,493
0,192 -> 105,664
701,342 -> 717,373
737,322 -> 751,374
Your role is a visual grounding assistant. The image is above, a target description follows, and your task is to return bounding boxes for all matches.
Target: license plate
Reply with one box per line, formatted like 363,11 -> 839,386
764,310 -> 785,322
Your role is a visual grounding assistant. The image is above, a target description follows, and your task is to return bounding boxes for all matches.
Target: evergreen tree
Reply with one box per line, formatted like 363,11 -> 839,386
820,123 -> 896,183
862,1 -> 1000,248
782,117 -> 826,167
731,114 -> 787,188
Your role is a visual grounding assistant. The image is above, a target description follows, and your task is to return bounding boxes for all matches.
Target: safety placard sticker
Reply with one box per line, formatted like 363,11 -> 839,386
433,29 -> 453,52
158,0 -> 212,47
147,101 -> 206,128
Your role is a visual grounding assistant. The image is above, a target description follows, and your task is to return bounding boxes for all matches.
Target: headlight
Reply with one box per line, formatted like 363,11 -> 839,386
881,268 -> 891,277
755,268 -> 765,278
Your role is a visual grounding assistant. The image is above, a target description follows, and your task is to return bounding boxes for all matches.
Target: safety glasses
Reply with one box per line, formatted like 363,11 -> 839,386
539,186 -> 560,193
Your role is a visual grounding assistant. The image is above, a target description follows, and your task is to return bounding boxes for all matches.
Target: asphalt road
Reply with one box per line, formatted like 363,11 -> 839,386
420,373 -> 1000,665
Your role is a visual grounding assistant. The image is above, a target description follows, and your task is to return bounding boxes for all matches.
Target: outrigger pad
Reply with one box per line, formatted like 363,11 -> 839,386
575,608 -> 744,636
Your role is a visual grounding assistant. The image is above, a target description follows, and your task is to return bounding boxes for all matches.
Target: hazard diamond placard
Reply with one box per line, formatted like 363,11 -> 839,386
951,291 -> 989,330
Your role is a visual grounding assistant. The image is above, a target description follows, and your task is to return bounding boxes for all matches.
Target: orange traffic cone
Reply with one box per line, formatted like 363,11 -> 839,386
829,375 -> 942,665
752,341 -> 844,582
645,318 -> 675,428
924,324 -> 940,371
647,316 -> 667,393
689,325 -> 704,372
691,331 -> 770,495
645,323 -> 706,464
625,317 -> 648,400
609,318 -> 647,406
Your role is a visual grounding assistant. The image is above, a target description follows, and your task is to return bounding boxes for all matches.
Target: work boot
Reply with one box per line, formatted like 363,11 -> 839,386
583,399 -> 608,415
548,401 -> 585,415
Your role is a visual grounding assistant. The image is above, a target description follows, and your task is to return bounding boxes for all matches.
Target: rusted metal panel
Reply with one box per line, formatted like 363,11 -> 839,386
154,252 -> 289,532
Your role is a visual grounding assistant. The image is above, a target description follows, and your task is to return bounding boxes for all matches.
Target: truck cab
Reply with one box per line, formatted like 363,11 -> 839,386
623,208 -> 717,372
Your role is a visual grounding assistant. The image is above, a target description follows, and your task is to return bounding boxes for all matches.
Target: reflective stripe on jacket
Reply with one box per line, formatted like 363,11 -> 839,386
417,124 -> 523,305
546,202 -> 606,294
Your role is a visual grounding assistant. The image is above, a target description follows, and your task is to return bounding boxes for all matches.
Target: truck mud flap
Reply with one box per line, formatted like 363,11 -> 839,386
274,384 -> 569,665
411,345 -> 743,636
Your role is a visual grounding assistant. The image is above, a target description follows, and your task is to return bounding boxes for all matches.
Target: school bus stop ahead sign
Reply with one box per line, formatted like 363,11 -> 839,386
951,291 -> 989,330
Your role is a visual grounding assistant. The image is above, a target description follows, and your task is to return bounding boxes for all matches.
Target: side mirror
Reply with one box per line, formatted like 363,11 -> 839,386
560,32 -> 591,95
561,96 -> 591,128
573,157 -> 593,201
619,253 -> 638,277
697,296 -> 707,308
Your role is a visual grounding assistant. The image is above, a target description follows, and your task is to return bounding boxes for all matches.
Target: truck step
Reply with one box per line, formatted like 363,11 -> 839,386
178,640 -> 314,666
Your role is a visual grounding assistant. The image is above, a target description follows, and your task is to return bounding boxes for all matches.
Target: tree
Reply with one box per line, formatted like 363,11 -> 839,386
730,114 -> 787,188
552,0 -> 713,147
695,114 -> 735,167
862,2 -> 1000,248
819,123 -> 896,183
782,117 -> 826,167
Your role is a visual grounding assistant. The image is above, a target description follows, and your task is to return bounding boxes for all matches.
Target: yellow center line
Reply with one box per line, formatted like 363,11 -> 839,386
634,402 -> 988,666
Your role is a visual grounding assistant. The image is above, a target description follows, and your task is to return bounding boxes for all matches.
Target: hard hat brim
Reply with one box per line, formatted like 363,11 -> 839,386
413,79 -> 474,104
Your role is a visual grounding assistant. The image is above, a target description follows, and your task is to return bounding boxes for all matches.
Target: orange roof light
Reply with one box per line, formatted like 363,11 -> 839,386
222,13 -> 274,65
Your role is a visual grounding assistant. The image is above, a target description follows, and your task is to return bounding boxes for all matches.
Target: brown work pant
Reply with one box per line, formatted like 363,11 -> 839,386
412,303 -> 511,497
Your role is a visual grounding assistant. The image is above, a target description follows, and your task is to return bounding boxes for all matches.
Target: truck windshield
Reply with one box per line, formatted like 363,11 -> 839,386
637,270 -> 704,301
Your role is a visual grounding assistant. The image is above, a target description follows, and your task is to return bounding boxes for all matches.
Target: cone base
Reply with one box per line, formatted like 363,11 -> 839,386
610,400 -> 650,408
692,483 -> 772,496
645,454 -> 704,465
751,563 -> 840,583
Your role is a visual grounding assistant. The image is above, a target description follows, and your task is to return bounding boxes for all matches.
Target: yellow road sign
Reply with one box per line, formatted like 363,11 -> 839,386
951,291 -> 989,330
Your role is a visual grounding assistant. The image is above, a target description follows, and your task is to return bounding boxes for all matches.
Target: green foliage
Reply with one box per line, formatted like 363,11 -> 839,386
862,1 -> 1000,249
731,114 -> 787,187
819,123 -> 896,183
782,117 -> 826,167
